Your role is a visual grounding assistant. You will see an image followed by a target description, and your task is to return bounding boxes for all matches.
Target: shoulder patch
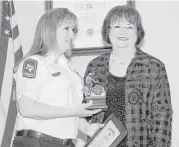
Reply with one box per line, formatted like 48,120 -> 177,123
22,59 -> 38,78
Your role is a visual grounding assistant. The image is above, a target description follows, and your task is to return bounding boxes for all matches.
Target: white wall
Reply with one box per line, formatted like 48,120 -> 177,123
14,1 -> 44,55
13,1 -> 179,147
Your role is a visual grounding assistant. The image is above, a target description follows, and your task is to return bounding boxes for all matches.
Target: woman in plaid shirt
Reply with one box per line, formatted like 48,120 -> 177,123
84,5 -> 172,147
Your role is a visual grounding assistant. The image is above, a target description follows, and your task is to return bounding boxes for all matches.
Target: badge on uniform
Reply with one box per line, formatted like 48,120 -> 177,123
51,72 -> 61,77
22,59 -> 37,78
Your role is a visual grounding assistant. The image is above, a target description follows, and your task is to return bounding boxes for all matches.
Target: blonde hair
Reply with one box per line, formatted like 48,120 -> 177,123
14,8 -> 78,72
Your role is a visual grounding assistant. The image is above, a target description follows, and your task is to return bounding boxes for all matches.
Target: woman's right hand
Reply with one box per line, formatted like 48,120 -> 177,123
72,103 -> 102,117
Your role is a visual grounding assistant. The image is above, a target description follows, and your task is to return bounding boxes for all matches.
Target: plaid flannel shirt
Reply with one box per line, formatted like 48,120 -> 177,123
84,48 -> 172,147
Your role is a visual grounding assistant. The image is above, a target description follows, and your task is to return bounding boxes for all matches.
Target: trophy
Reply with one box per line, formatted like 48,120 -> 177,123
83,72 -> 108,110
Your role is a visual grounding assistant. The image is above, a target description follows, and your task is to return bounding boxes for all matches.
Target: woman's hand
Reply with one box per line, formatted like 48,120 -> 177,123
78,118 -> 104,138
87,123 -> 104,137
72,103 -> 102,117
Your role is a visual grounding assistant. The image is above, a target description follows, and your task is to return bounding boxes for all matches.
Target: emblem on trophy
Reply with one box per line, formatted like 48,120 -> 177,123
83,72 -> 108,110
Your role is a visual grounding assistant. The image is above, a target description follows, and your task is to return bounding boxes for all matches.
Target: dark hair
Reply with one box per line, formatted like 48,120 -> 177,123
102,5 -> 145,46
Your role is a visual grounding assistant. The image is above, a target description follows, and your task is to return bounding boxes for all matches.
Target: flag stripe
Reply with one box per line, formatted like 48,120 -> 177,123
12,25 -> 19,40
0,38 -> 14,146
13,36 -> 21,53
0,38 -> 14,115
11,13 -> 17,29
9,1 -> 15,16
1,79 -> 17,147
15,46 -> 23,65
0,37 -> 9,102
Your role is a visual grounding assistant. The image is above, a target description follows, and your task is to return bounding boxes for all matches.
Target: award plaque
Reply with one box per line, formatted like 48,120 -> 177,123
83,72 -> 108,110
84,114 -> 127,147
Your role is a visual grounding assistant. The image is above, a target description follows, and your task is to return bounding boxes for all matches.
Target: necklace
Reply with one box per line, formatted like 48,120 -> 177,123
110,51 -> 135,66
119,62 -> 124,65
111,60 -> 125,66
110,55 -> 126,65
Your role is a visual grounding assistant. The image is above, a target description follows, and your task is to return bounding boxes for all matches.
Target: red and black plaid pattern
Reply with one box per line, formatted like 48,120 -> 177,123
84,48 -> 172,147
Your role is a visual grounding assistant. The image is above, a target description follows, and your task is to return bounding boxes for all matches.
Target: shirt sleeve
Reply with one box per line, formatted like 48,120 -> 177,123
15,56 -> 48,102
151,63 -> 173,147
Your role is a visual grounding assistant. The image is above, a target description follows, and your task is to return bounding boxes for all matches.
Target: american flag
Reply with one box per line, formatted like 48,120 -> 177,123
0,1 -> 23,147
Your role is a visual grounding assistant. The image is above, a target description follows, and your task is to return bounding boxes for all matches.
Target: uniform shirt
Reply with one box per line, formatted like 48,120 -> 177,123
84,48 -> 173,147
14,54 -> 83,139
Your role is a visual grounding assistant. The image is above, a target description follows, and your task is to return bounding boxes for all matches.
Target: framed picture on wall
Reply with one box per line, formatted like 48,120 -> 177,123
44,0 -> 135,56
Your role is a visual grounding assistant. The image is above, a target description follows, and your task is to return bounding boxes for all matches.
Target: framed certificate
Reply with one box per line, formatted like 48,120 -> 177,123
84,114 -> 127,147
44,0 -> 135,56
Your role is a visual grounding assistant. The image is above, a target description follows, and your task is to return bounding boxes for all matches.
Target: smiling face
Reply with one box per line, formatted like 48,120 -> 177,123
109,18 -> 137,48
56,22 -> 78,56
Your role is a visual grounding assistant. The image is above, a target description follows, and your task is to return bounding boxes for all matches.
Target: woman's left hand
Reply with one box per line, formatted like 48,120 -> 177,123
87,123 -> 104,137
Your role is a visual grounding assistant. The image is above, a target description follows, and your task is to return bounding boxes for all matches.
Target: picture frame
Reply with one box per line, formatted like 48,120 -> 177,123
44,0 -> 135,56
84,114 -> 128,147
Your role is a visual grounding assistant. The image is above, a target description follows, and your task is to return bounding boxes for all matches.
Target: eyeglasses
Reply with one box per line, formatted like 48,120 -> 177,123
109,25 -> 137,32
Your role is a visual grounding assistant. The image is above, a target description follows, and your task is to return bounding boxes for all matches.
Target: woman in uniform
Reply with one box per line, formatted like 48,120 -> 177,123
13,8 -> 103,147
